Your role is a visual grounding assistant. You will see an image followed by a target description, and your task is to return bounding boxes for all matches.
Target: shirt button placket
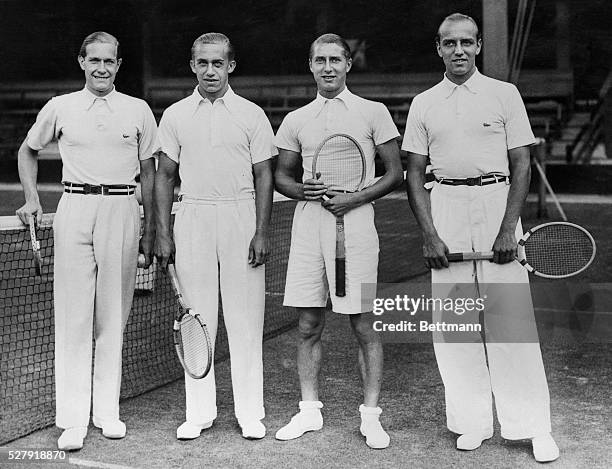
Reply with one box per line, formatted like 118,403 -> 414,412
94,98 -> 108,131
210,104 -> 217,147
322,99 -> 331,132
455,86 -> 463,118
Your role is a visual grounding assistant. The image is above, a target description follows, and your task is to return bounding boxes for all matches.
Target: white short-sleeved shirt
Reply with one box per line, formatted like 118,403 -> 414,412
26,87 -> 157,185
402,69 -> 535,178
275,88 -> 399,187
156,86 -> 277,199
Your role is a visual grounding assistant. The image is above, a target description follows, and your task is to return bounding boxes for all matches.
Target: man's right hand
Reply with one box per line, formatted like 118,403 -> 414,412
303,177 -> 328,200
16,200 -> 43,227
154,232 -> 175,269
422,233 -> 450,269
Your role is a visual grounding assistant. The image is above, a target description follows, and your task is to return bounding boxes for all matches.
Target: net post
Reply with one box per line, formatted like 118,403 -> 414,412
535,137 -> 548,218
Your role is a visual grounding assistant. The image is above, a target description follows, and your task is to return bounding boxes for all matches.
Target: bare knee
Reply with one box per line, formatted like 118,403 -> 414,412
297,309 -> 325,342
350,314 -> 380,345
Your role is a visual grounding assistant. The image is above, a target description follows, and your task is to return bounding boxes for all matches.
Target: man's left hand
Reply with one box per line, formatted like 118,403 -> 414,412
491,229 -> 518,264
248,231 -> 268,267
321,191 -> 360,217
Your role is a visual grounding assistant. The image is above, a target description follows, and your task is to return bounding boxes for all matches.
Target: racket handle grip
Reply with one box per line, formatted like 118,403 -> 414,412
335,259 -> 346,297
447,251 -> 494,262
446,253 -> 464,262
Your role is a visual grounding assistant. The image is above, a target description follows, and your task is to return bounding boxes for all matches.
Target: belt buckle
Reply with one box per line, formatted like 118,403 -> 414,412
83,183 -> 101,195
466,176 -> 482,186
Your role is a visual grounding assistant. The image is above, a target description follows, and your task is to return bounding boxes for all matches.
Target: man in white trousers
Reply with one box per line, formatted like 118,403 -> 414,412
274,33 -> 403,449
16,32 -> 157,451
154,32 -> 275,440
403,13 -> 559,462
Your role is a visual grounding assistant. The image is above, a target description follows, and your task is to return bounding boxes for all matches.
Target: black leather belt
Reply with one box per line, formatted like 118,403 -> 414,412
437,174 -> 510,186
63,182 -> 136,195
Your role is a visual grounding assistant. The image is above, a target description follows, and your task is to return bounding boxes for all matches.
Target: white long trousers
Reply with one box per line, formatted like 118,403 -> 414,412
174,197 -> 265,424
54,193 -> 140,428
430,182 -> 551,439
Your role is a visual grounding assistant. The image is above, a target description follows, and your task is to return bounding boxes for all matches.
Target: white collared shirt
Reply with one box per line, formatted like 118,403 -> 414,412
275,87 -> 399,186
26,87 -> 157,185
401,68 -> 536,178
156,86 -> 277,198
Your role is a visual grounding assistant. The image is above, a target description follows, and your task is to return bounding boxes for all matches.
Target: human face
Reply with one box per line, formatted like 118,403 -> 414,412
309,42 -> 352,99
78,42 -> 121,97
437,19 -> 481,85
190,42 -> 235,102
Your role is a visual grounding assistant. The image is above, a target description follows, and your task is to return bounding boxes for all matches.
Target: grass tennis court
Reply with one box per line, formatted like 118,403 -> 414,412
1,188 -> 611,468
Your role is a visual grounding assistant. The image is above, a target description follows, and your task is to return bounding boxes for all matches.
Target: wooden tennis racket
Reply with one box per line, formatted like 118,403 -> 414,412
447,222 -> 596,279
165,261 -> 213,379
28,216 -> 43,276
312,133 -> 366,297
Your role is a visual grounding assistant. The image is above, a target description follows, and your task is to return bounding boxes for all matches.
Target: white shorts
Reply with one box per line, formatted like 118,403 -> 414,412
283,201 -> 379,314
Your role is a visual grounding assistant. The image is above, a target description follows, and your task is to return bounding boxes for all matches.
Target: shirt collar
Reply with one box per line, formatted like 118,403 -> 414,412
190,85 -> 237,113
441,67 -> 484,98
82,86 -> 117,111
314,87 -> 354,115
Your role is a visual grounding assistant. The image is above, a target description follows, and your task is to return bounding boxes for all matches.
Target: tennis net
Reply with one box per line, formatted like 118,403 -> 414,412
0,199 -> 296,444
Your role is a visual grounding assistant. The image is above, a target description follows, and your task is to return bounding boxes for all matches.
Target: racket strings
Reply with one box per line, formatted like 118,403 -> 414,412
525,225 -> 594,276
315,136 -> 364,192
177,314 -> 211,377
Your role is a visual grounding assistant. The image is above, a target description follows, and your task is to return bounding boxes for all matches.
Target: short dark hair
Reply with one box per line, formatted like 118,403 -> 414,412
191,32 -> 235,61
309,33 -> 351,61
79,32 -> 121,60
435,13 -> 481,44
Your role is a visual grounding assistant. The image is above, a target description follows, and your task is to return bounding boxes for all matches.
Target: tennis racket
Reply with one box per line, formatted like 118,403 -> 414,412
447,222 -> 596,279
28,216 -> 43,276
166,262 -> 212,379
312,133 -> 366,297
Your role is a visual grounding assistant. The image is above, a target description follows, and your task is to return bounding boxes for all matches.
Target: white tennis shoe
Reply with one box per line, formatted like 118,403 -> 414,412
92,417 -> 126,439
57,426 -> 87,451
456,430 -> 493,450
240,420 -> 266,439
176,420 -> 213,440
359,405 -> 390,449
275,401 -> 323,440
532,433 -> 560,462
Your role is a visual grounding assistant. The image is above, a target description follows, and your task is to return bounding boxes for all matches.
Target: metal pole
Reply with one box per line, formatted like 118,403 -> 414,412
535,138 -> 548,218
482,0 -> 509,80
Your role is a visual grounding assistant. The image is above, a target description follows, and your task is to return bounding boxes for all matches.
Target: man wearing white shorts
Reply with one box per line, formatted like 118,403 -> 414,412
154,33 -> 275,441
274,33 -> 403,449
16,32 -> 157,451
403,13 -> 559,462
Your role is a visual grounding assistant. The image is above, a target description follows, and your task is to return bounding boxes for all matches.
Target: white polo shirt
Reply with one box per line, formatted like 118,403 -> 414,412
156,86 -> 276,199
27,87 -> 157,185
275,87 -> 399,187
402,69 -> 535,178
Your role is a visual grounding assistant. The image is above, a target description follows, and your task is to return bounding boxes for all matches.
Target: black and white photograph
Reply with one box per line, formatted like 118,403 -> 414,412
1,1 -> 610,467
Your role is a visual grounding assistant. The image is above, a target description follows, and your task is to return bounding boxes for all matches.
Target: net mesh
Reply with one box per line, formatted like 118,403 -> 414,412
176,314 -> 212,379
0,199 -> 295,444
524,224 -> 595,277
313,135 -> 365,192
